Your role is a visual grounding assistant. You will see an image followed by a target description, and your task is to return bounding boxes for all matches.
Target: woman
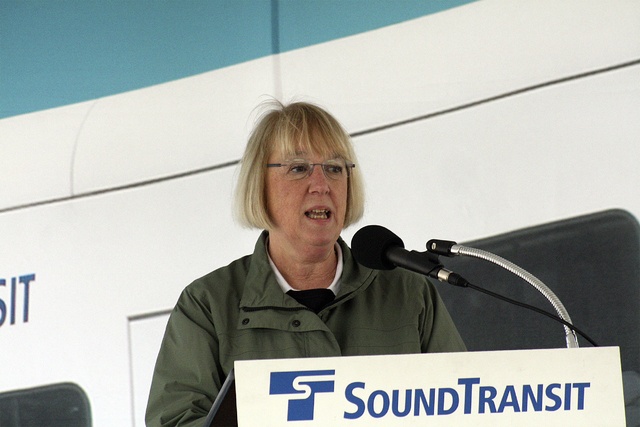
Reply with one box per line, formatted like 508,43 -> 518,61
146,100 -> 465,427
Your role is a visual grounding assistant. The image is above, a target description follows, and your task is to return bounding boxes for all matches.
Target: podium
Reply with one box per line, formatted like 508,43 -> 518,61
227,347 -> 624,426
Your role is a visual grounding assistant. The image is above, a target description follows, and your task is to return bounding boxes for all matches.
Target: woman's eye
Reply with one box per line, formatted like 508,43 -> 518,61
325,165 -> 343,175
288,163 -> 310,174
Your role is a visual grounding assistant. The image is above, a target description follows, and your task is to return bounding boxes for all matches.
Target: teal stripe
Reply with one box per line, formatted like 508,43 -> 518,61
0,0 -> 475,119
278,0 -> 476,52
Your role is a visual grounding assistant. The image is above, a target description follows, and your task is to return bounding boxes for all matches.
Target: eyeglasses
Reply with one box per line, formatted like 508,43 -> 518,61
266,159 -> 355,181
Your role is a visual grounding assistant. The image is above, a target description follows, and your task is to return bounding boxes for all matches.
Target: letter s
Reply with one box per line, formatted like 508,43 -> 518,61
545,383 -> 562,411
0,278 -> 6,326
344,382 -> 365,419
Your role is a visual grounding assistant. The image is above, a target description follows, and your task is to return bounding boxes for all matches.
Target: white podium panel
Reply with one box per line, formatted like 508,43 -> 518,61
234,347 -> 624,426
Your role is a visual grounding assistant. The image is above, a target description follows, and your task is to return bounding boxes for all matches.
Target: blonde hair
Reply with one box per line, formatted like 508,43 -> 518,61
234,100 -> 364,230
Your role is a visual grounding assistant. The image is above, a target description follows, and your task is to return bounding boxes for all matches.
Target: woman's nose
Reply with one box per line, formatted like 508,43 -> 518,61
308,165 -> 330,192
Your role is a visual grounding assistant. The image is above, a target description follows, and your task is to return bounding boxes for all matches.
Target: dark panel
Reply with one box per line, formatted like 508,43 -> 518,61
437,209 -> 640,374
0,383 -> 91,427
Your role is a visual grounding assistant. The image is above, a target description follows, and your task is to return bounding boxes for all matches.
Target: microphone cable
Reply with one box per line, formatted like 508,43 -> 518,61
445,276 -> 599,347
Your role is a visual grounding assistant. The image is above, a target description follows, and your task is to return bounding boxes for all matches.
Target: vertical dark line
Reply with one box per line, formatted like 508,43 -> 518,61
270,0 -> 280,54
270,0 -> 283,99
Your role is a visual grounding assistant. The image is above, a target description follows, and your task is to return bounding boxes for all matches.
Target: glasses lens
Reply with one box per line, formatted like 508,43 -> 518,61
322,161 -> 345,180
286,162 -> 311,179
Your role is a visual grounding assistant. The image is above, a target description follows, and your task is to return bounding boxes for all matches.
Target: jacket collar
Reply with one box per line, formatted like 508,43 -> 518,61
239,231 -> 376,310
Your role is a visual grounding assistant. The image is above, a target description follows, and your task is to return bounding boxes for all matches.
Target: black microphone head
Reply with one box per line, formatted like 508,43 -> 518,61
351,225 -> 405,270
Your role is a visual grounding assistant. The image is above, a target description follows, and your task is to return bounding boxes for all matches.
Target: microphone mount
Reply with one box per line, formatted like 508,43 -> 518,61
385,246 -> 469,288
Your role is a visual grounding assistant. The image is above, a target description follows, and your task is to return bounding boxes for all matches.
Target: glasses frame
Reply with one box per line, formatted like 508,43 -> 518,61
266,159 -> 355,181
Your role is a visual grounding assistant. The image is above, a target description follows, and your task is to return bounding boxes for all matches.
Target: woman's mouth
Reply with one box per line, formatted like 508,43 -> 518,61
305,209 -> 331,219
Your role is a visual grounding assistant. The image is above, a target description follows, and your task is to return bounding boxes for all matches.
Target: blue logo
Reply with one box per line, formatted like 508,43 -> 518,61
269,369 -> 335,421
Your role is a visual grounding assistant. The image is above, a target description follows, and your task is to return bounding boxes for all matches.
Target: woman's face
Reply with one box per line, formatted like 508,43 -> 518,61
265,148 -> 349,255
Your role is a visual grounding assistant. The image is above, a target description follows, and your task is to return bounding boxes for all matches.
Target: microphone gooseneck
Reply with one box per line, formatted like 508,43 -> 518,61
428,240 -> 581,348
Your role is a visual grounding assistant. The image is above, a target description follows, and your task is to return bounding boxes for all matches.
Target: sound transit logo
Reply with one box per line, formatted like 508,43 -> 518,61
269,370 -> 336,421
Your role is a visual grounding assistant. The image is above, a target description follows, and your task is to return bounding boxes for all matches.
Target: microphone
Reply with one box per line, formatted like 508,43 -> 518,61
351,225 -> 468,287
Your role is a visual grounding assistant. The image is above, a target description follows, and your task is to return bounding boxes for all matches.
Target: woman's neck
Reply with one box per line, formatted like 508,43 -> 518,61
267,239 -> 338,290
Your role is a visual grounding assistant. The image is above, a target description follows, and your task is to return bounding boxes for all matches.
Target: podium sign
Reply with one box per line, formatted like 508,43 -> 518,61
234,347 -> 624,426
